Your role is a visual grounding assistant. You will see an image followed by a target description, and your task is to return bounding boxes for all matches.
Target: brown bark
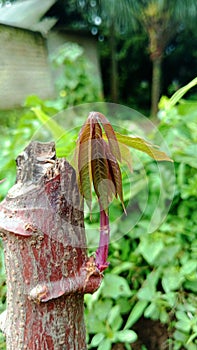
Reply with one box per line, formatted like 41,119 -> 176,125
0,141 -> 102,350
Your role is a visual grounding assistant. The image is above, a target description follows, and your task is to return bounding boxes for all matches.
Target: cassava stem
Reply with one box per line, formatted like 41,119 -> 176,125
95,202 -> 110,272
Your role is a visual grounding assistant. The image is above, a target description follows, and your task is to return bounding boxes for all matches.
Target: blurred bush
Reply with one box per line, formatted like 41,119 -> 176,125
49,42 -> 103,111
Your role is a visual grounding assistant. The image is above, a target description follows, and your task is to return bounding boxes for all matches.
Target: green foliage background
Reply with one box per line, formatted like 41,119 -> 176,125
0,47 -> 196,349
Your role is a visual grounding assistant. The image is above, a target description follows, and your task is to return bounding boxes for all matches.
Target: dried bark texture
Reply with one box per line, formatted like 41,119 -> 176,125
0,141 -> 102,350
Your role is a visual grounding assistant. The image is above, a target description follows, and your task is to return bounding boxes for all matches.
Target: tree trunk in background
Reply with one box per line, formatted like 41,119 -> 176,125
150,55 -> 162,117
0,141 -> 102,350
110,22 -> 118,103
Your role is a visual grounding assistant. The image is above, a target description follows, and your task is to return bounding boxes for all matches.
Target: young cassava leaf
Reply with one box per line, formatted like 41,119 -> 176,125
78,120 -> 93,207
104,143 -> 126,213
76,112 -> 124,213
75,111 -> 173,273
94,112 -> 122,162
91,138 -> 113,211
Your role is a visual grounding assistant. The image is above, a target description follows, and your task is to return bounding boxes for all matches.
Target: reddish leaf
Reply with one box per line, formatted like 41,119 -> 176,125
103,132 -> 133,172
92,118 -> 103,139
91,138 -> 114,211
77,120 -> 93,206
105,143 -> 126,213
76,112 -> 124,213
89,111 -> 122,162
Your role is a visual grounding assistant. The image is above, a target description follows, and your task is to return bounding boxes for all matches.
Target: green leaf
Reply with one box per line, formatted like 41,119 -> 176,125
160,309 -> 169,324
85,313 -> 106,334
108,305 -> 123,331
31,107 -> 66,140
25,94 -> 44,107
187,332 -> 197,345
138,237 -> 164,265
153,244 -> 181,266
184,280 -> 197,292
124,300 -> 148,329
115,330 -> 137,343
167,77 -> 197,109
137,269 -> 161,301
137,285 -> 155,303
180,260 -> 197,276
111,261 -> 133,275
102,274 -> 132,299
175,320 -> 191,334
94,299 -> 113,321
173,330 -> 189,343
114,132 -> 173,162
144,302 -> 160,319
98,338 -> 111,350
176,311 -> 191,322
117,298 -> 132,314
162,267 -> 184,293
118,142 -> 133,172
90,333 -> 105,347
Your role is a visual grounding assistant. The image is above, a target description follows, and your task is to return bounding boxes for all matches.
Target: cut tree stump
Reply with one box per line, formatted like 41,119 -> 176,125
0,141 -> 102,350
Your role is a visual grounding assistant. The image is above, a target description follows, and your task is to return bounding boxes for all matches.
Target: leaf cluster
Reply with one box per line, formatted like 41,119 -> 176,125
76,112 -> 124,213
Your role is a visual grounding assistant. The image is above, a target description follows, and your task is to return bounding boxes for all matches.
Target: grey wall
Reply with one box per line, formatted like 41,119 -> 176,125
0,24 -> 54,109
0,24 -> 102,110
